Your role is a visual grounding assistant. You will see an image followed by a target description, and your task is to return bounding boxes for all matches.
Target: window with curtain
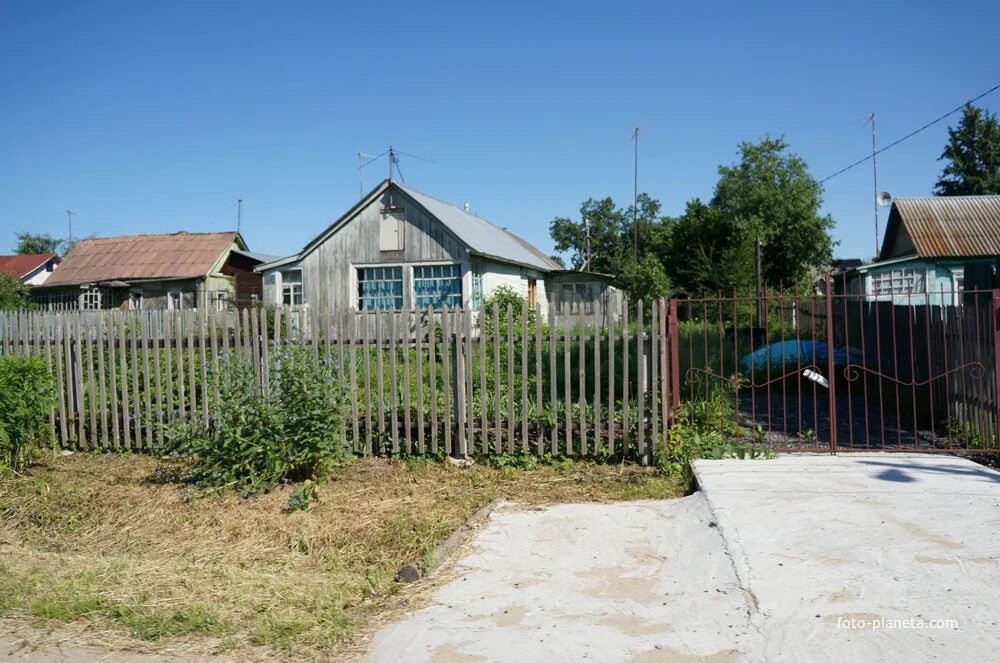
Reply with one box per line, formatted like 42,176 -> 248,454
357,266 -> 403,310
281,270 -> 303,306
413,264 -> 462,309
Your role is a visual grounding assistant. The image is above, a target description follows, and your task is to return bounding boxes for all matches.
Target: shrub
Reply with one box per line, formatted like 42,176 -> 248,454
0,355 -> 55,474
163,348 -> 346,495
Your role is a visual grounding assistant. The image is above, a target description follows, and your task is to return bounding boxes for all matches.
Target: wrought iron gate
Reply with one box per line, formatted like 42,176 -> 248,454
662,278 -> 1000,454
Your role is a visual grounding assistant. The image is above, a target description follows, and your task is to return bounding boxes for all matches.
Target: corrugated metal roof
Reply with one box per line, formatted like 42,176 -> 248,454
396,183 -> 562,272
886,196 -> 1000,258
0,253 -> 57,280
40,232 -> 241,287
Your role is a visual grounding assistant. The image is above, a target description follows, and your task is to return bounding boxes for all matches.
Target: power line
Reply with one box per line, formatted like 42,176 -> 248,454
817,81 -> 1000,186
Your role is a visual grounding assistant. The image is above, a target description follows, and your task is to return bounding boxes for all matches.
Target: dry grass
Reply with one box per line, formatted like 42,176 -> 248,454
0,453 -> 680,660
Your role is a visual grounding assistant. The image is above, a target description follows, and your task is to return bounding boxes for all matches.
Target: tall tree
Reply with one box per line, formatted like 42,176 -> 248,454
711,136 -> 834,286
934,104 -> 1000,196
663,199 -> 755,296
14,232 -> 65,255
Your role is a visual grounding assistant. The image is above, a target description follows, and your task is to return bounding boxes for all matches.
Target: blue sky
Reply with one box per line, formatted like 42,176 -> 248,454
2,1 -> 998,263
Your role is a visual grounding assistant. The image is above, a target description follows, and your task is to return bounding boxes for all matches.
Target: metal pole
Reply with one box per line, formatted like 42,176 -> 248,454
993,289 -> 1000,450
825,275 -> 838,454
755,234 -> 764,323
870,113 -> 879,259
632,128 -> 639,262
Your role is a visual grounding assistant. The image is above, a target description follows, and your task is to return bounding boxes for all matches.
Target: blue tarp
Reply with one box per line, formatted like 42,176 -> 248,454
739,340 -> 864,372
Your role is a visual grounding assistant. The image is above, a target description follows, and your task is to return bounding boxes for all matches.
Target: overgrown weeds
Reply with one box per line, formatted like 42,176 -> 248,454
161,348 -> 346,498
0,355 -> 55,475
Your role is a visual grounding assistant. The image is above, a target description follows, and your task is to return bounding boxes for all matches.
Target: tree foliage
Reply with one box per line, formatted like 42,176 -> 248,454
14,232 -> 66,255
549,136 -> 835,300
0,274 -> 31,312
711,136 -> 834,287
934,104 -> 1000,196
663,199 -> 755,295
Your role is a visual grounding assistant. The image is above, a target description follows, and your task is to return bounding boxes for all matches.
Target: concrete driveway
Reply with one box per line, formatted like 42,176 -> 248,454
367,454 -> 1000,662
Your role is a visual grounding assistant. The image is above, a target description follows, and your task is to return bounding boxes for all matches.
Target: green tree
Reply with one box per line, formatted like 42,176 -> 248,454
711,136 -> 834,286
621,253 -> 671,307
664,199 -> 755,296
550,197 -> 630,274
14,232 -> 66,255
0,274 -> 31,311
934,104 -> 1000,196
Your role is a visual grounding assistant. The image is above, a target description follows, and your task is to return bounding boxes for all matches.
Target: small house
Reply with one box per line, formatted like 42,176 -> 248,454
0,253 -> 60,285
32,231 -> 267,310
843,196 -> 1000,304
255,179 -> 622,317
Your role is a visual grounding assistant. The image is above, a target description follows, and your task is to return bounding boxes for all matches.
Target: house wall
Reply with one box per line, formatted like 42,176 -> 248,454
860,259 -> 967,306
23,260 -> 56,286
261,188 -> 553,313
221,253 -> 264,307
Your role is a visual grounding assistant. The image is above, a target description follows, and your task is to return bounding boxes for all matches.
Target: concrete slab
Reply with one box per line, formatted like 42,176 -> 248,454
367,496 -> 762,662
368,453 -> 1000,662
692,453 -> 1000,663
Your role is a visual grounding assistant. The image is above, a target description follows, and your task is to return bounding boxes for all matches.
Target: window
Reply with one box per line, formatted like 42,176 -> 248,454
358,266 -> 403,310
167,289 -> 182,311
215,292 -> 229,311
128,291 -> 143,310
281,270 -> 303,306
413,264 -> 462,309
81,287 -> 102,310
871,267 -> 927,296
470,264 -> 484,308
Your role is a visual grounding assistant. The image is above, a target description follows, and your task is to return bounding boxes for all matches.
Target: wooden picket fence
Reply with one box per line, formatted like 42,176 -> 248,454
0,301 -> 678,459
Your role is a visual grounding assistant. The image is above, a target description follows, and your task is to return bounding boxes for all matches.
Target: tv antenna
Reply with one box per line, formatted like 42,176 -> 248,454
66,209 -> 75,246
631,127 -> 642,262
865,113 -> 879,258
358,146 -> 435,194
237,198 -> 243,234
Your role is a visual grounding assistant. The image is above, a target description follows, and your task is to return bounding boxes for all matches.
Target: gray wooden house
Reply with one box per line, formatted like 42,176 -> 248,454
255,179 -> 622,316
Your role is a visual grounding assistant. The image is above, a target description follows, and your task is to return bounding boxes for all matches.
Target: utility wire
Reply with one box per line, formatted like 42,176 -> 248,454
817,81 -> 1000,185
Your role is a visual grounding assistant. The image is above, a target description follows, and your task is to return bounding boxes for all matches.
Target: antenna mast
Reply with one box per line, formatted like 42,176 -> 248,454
65,210 -> 75,246
631,127 -> 641,262
237,199 -> 243,234
389,145 -> 395,182
868,113 -> 879,258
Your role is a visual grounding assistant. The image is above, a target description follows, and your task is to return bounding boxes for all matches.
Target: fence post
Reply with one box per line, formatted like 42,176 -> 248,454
825,275 -> 838,454
993,289 -> 1000,450
669,299 -> 680,415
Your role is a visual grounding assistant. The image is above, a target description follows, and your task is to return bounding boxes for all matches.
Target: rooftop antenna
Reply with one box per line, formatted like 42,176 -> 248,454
866,113 -> 879,258
631,127 -> 642,262
65,209 -> 75,246
358,150 -> 389,197
236,198 -> 243,234
386,146 -> 435,184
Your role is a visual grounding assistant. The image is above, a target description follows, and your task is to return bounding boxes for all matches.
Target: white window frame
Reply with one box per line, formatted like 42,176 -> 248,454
870,267 -> 927,297
412,263 -> 463,310
81,287 -> 103,310
167,288 -> 183,311
356,264 -> 404,311
281,269 -> 304,307
128,291 -> 143,310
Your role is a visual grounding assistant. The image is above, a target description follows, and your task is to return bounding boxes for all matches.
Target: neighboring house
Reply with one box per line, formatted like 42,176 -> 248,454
842,196 -> 1000,305
0,253 -> 60,285
255,179 -> 622,317
32,231 -> 266,311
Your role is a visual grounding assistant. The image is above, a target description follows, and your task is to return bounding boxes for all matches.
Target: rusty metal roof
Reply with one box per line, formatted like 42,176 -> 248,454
0,253 -> 58,280
40,231 -> 242,287
882,196 -> 1000,258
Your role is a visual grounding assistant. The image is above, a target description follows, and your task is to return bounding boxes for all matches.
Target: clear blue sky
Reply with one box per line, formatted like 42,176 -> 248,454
2,1 -> 998,263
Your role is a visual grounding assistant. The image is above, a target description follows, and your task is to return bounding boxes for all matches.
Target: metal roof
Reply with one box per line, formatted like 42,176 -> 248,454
396,183 -> 562,272
0,253 -> 58,280
882,196 -> 1000,258
40,231 -> 243,287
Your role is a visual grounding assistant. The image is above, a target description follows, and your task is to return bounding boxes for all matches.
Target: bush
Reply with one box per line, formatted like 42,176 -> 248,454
163,348 -> 346,495
0,355 -> 55,474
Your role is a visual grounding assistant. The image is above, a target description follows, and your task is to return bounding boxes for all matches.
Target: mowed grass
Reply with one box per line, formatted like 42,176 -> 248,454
0,453 -> 680,660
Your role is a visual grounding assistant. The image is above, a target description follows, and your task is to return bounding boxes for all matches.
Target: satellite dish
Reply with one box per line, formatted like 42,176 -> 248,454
876,191 -> 893,207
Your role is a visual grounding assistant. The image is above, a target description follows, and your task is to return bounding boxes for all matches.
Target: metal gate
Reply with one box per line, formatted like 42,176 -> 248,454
662,278 -> 1000,454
